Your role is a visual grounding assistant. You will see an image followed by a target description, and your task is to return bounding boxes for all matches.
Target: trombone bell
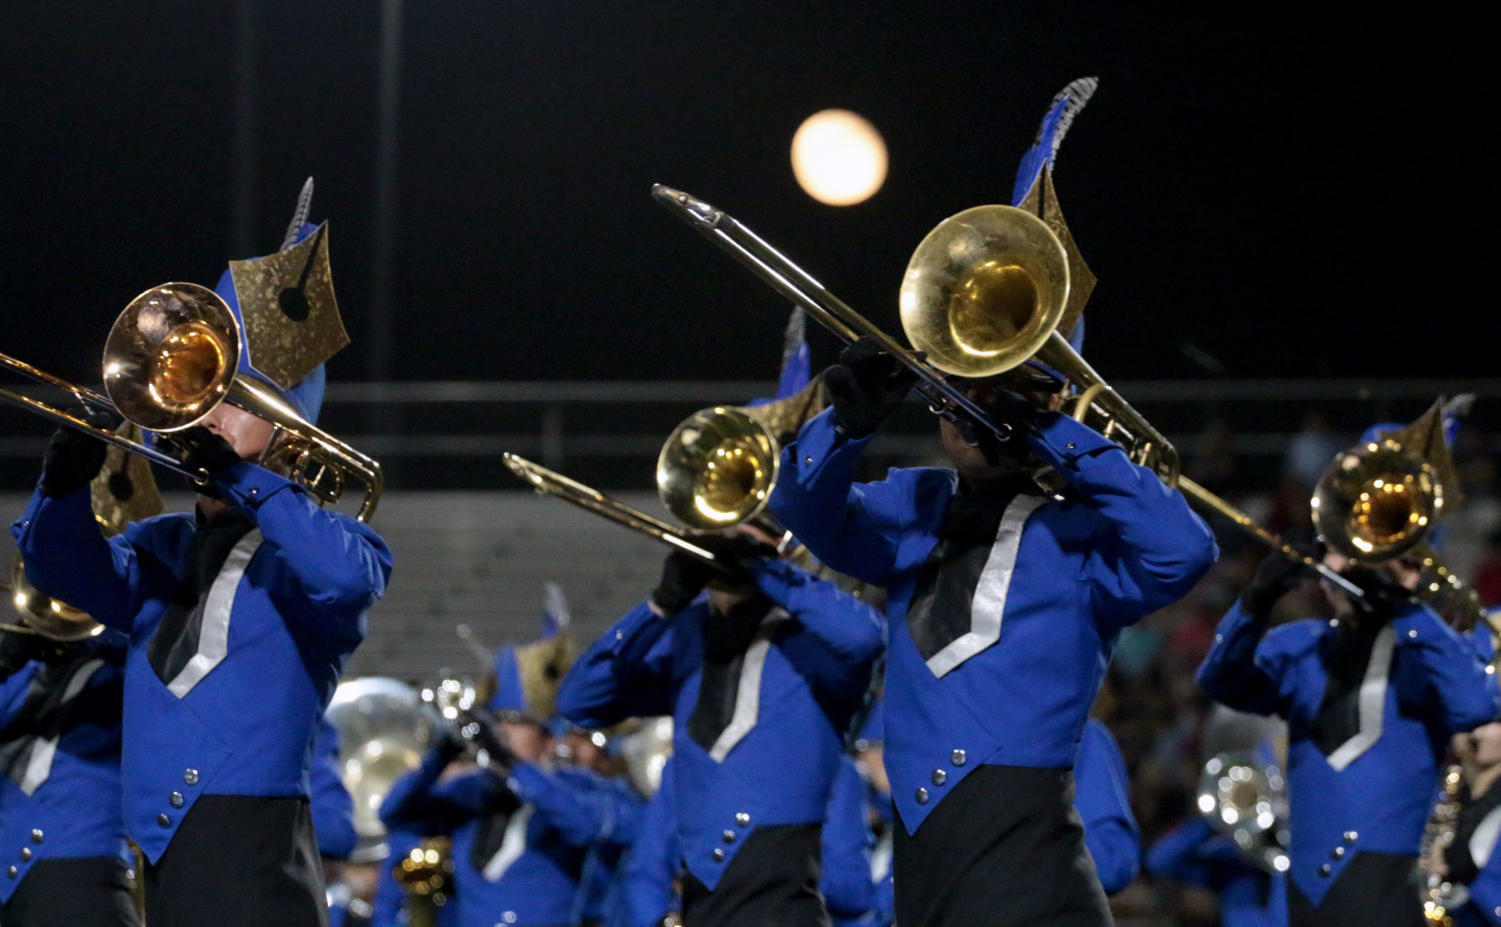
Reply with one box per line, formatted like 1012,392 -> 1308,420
899,205 -> 1071,378
657,407 -> 779,530
1312,439 -> 1442,561
7,559 -> 103,642
104,283 -> 240,432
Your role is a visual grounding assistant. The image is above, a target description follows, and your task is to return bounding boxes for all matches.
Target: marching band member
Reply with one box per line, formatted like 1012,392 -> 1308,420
1429,715 -> 1501,926
11,181 -> 393,927
0,630 -> 137,927
564,724 -> 647,927
380,625 -> 637,927
1196,411 -> 1499,927
556,533 -> 885,926
765,79 -> 1215,926
557,301 -> 884,926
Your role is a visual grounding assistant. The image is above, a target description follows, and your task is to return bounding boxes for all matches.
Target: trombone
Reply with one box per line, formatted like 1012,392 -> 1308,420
0,282 -> 382,521
652,184 -> 1364,595
503,453 -> 718,562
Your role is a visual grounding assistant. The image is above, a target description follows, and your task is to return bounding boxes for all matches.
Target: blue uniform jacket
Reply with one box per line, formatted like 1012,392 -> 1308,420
1455,810 -> 1501,927
556,558 -> 884,891
1197,600 -> 1501,906
1145,816 -> 1288,927
0,641 -> 129,903
621,755 -> 876,927
572,774 -> 646,927
312,716 -> 358,860
381,746 -> 634,927
11,464 -> 392,863
1075,718 -> 1140,894
769,407 -> 1216,833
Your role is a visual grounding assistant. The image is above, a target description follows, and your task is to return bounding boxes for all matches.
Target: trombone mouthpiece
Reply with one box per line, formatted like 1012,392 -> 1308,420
651,184 -> 721,227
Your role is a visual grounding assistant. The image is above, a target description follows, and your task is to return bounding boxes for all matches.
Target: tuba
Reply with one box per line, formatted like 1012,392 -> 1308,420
1,282 -> 382,521
324,677 -> 437,862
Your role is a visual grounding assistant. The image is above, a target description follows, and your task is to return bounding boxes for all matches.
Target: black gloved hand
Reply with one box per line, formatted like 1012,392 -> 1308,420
173,426 -> 243,483
0,632 -> 42,680
1339,563 -> 1406,621
1242,546 -> 1319,621
651,548 -> 719,615
38,410 -> 112,497
954,386 -> 1039,461
461,710 -> 517,770
824,338 -> 919,440
694,533 -> 779,589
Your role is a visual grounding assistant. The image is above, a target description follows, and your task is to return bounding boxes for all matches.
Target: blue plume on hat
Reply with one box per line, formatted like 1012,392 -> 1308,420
1010,78 -> 1097,371
542,581 -> 572,639
1011,77 -> 1098,212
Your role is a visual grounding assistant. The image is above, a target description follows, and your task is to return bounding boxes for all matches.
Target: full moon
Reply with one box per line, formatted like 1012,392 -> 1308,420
790,109 -> 888,206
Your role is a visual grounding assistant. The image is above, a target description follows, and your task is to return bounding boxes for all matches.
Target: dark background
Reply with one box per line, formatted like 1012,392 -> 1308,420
0,3 -> 1491,390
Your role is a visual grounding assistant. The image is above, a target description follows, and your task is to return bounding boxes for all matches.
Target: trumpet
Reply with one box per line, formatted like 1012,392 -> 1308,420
0,281 -> 382,521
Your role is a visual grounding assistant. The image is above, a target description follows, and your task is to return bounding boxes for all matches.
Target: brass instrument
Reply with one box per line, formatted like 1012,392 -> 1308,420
0,560 -> 102,641
653,186 -> 1069,459
651,184 -> 1368,594
0,281 -> 382,521
618,716 -> 675,798
504,453 -> 718,562
324,677 -> 437,862
657,377 -> 825,530
392,837 -> 455,927
1310,407 -> 1483,628
1196,752 -> 1291,874
1420,763 -> 1464,926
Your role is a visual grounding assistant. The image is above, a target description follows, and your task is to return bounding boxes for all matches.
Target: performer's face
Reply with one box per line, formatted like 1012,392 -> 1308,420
938,377 -> 1060,483
564,729 -> 609,773
1469,722 -> 1501,768
200,403 -> 274,460
1319,550 -> 1421,618
500,719 -> 550,764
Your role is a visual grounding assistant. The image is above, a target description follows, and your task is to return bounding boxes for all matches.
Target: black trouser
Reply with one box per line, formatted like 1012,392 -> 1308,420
0,856 -> 140,927
145,794 -> 327,927
680,823 -> 828,927
1286,852 -> 1425,927
892,764 -> 1111,927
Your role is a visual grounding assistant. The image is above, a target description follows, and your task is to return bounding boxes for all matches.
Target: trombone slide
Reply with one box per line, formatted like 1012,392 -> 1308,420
502,453 -> 717,562
651,184 -> 1017,446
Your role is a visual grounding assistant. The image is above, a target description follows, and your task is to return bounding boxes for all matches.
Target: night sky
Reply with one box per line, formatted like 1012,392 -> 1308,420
0,3 -> 1492,392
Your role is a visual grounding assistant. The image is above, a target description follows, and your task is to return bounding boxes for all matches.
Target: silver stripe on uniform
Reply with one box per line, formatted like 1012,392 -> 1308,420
482,805 -> 534,881
1325,624 -> 1396,772
167,530 -> 264,699
708,610 -> 790,762
20,657 -> 105,796
925,495 -> 1046,679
